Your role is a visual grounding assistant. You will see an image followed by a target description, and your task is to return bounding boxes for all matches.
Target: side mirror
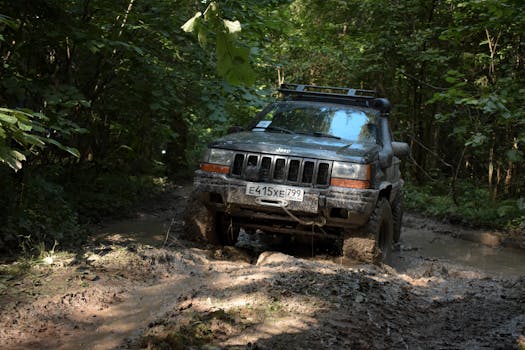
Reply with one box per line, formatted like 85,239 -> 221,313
392,141 -> 410,158
227,126 -> 244,134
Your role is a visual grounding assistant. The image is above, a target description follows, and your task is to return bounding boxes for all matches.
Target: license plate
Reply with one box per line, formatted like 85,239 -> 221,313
245,182 -> 304,202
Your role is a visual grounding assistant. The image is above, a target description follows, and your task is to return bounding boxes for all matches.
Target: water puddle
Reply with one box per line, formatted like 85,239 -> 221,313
94,213 -> 174,247
395,222 -> 525,277
96,212 -> 525,278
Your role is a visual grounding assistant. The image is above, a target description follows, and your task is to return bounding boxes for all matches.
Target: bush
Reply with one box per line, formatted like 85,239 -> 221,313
1,173 -> 83,256
66,172 -> 163,222
404,180 -> 524,229
0,164 -> 165,256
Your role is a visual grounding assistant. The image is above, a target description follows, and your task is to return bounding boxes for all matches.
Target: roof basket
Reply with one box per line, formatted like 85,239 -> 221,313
279,83 -> 377,99
278,83 -> 390,113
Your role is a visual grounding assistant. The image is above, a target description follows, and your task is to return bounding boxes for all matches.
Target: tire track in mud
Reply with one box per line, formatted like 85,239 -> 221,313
0,185 -> 524,349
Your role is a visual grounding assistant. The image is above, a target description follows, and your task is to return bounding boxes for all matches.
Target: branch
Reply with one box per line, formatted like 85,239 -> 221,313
406,134 -> 454,169
399,71 -> 448,91
407,153 -> 438,182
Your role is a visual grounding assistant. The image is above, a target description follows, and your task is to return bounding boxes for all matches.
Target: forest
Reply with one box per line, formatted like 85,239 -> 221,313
0,0 -> 524,256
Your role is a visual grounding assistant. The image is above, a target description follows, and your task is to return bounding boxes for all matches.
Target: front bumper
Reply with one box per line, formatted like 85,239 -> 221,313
193,170 -> 379,229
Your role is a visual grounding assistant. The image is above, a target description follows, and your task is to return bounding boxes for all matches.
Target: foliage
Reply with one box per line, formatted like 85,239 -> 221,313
268,0 -> 524,227
182,1 -> 256,85
270,0 -> 524,194
1,172 -> 83,256
66,172 -> 164,222
0,0 -> 524,255
404,181 -> 524,229
0,107 -> 80,171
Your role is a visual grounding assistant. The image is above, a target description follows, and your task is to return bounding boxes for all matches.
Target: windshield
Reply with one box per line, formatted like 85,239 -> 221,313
252,101 -> 378,143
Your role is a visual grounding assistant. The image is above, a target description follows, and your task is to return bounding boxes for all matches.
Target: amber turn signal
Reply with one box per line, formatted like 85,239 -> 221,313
330,178 -> 370,189
201,163 -> 230,174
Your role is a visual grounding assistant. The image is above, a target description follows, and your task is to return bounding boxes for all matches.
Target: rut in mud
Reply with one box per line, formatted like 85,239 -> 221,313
0,184 -> 524,350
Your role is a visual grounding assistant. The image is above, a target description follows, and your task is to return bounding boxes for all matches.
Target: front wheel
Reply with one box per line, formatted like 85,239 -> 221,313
368,197 -> 394,262
182,193 -> 220,244
392,193 -> 403,243
342,198 -> 394,264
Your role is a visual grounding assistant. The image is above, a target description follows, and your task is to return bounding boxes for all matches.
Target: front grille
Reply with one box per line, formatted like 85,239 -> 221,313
230,152 -> 332,187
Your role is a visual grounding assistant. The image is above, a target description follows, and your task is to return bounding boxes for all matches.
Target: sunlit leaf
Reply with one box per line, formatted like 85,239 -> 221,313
181,12 -> 202,33
11,150 -> 26,162
224,19 -> 241,34
17,121 -> 32,132
0,113 -> 17,124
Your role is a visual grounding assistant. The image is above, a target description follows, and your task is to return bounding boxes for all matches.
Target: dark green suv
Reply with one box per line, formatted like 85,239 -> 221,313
184,84 -> 409,263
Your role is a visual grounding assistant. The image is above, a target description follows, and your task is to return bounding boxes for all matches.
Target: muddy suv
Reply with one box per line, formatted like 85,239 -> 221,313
184,84 -> 409,262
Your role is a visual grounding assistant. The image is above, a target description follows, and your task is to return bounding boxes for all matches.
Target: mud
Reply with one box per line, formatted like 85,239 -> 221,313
0,183 -> 524,349
398,214 -> 525,277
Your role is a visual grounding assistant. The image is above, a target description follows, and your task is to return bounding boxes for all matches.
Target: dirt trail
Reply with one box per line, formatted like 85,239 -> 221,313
0,184 -> 524,349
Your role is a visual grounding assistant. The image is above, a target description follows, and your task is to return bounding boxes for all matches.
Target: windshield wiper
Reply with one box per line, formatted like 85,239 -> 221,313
307,131 -> 341,140
265,126 -> 295,134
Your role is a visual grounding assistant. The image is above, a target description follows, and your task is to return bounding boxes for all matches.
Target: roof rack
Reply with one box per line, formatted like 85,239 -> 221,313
279,83 -> 377,99
278,83 -> 391,113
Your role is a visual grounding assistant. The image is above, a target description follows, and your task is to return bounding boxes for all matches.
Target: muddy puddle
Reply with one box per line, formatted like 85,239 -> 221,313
94,213 -> 174,247
395,220 -> 525,277
97,211 -> 525,278
2,198 -> 524,349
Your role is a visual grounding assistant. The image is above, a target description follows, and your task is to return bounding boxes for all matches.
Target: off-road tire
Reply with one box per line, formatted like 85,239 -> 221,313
343,197 -> 394,264
182,192 -> 220,244
392,193 -> 403,243
342,237 -> 380,263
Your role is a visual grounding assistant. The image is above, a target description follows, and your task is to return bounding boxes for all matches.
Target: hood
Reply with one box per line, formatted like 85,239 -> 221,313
210,131 -> 380,163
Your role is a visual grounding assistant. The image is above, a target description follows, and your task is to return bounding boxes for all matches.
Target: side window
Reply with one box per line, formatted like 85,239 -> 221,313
361,123 -> 378,143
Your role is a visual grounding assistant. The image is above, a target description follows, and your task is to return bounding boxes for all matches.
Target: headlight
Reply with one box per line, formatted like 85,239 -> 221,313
331,161 -> 371,189
201,148 -> 234,174
205,148 -> 235,166
332,162 -> 370,180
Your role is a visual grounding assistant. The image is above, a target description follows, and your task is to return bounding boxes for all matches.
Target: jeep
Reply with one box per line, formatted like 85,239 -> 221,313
184,84 -> 410,263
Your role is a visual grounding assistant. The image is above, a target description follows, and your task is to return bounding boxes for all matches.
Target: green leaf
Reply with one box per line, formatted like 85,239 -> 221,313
0,113 -> 17,124
45,138 -> 80,158
17,121 -> 32,132
197,27 -> 208,46
497,204 -> 516,218
216,33 -> 255,86
5,157 -> 22,171
11,150 -> 26,162
0,146 -> 24,171
16,133 -> 46,148
465,132 -> 487,147
0,14 -> 19,30
505,149 -> 523,162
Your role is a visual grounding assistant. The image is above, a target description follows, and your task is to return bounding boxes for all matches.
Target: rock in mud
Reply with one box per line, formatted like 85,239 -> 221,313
256,251 -> 299,266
